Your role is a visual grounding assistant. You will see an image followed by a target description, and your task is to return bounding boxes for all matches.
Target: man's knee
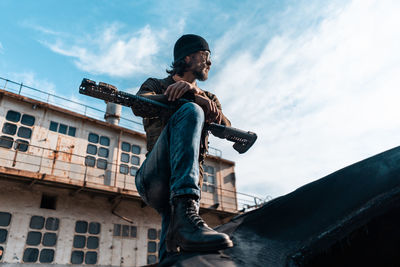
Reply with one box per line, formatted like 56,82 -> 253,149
177,102 -> 204,123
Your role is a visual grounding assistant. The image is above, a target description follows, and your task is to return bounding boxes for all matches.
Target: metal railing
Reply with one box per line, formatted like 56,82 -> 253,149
0,77 -> 223,158
0,136 -> 268,211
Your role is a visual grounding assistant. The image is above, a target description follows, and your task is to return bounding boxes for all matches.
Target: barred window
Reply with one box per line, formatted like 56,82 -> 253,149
49,121 -> 77,137
1,110 -> 35,153
86,133 -> 110,171
202,165 -> 216,193
23,216 -> 59,263
119,141 -> 141,175
113,224 -> 137,238
0,211 -> 11,262
147,228 -> 160,265
71,221 -> 101,265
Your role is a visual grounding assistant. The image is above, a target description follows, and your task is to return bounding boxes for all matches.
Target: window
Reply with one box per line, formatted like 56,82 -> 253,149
130,167 -> 138,176
119,141 -> 141,175
147,228 -> 160,265
88,133 -> 99,143
98,147 -> 109,158
0,211 -> 11,262
99,136 -> 110,146
68,127 -> 76,137
113,224 -> 137,238
0,110 -> 35,153
21,114 -> 35,126
121,153 -> 129,163
86,145 -> 97,155
49,121 -> 58,132
121,142 -> 130,152
2,123 -> 17,135
85,156 -> 95,167
86,133 -> 110,171
0,136 -> 13,149
97,159 -> 107,170
40,194 -> 57,210
49,121 -> 77,137
23,216 -> 59,263
59,124 -> 67,134
202,165 -> 216,193
120,164 -> 129,174
71,221 -> 101,265
131,155 -> 140,166
17,127 -> 32,139
15,139 -> 29,152
132,145 -> 141,155
6,110 -> 20,122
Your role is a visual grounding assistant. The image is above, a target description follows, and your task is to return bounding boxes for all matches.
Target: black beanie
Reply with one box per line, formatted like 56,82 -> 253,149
173,34 -> 210,63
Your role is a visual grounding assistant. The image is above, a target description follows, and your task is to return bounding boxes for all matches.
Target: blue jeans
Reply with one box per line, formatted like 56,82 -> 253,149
135,102 -> 204,261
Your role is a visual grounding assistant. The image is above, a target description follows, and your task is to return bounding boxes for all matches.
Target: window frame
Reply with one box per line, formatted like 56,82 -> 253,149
0,211 -> 12,262
23,216 -> 60,264
71,220 -> 101,265
202,165 -> 217,193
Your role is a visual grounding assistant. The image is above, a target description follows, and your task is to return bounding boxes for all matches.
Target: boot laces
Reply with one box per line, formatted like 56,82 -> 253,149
186,202 -> 205,226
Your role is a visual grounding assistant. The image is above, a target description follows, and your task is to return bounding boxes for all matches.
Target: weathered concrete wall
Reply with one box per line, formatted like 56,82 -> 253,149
0,178 -> 233,266
0,179 -> 160,266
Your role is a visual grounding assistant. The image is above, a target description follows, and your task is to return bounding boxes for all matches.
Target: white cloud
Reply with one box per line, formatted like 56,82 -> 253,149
41,24 -> 166,77
209,0 -> 400,198
21,22 -> 63,36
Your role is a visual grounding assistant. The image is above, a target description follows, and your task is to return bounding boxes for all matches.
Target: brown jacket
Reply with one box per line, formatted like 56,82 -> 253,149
132,76 -> 230,186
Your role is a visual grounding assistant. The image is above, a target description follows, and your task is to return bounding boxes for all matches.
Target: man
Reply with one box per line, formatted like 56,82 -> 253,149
133,34 -> 233,262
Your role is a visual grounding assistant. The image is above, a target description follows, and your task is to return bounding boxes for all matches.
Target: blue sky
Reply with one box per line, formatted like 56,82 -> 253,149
1,0 -> 400,199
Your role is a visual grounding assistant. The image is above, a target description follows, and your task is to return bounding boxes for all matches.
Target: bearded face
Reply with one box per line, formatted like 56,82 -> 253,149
187,51 -> 211,81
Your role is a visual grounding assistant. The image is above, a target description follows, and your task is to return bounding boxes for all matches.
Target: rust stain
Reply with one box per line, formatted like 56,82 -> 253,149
51,149 -> 58,175
56,136 -> 74,162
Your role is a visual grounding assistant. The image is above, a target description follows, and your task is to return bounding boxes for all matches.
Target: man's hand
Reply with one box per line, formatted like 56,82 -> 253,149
164,81 -> 203,101
195,94 -> 222,124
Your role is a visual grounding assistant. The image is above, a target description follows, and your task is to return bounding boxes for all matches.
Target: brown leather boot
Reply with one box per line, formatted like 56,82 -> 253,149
166,197 -> 233,252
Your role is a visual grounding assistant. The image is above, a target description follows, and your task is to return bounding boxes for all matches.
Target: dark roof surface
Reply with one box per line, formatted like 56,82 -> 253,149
158,146 -> 400,267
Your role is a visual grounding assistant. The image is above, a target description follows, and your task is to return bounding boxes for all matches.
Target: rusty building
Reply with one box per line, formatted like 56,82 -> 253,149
0,78 -> 241,266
